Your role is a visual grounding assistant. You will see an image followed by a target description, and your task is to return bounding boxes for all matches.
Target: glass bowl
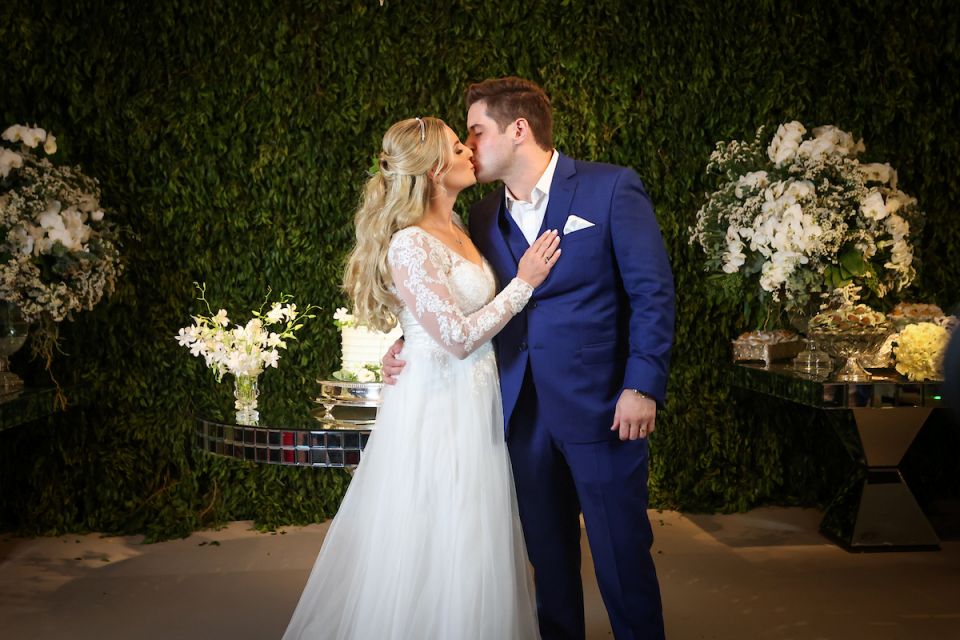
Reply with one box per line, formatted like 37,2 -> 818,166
810,326 -> 891,381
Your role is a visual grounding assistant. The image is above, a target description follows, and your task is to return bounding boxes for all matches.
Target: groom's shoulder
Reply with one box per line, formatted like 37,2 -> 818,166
564,154 -> 645,192
567,154 -> 635,181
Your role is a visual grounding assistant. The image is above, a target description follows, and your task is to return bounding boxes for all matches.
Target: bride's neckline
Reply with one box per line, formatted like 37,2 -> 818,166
409,226 -> 485,269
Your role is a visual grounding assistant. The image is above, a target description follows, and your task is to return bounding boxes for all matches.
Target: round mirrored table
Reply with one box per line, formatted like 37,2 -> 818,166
195,380 -> 381,469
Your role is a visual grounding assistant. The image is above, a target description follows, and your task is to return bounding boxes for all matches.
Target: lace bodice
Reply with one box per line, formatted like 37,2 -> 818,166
387,226 -> 532,359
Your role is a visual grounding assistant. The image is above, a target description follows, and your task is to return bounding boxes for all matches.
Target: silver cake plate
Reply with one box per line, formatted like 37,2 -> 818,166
317,379 -> 384,406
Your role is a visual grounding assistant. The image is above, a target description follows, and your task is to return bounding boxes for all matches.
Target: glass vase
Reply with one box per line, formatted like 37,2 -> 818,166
233,374 -> 260,425
0,302 -> 30,393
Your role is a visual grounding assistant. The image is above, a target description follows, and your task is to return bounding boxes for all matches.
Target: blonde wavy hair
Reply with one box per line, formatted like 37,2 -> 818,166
343,116 -> 454,331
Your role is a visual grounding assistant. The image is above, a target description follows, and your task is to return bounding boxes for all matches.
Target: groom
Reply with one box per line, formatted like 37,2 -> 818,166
386,77 -> 675,640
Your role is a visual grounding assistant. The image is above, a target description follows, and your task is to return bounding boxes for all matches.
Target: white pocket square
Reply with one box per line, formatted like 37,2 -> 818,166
563,214 -> 595,235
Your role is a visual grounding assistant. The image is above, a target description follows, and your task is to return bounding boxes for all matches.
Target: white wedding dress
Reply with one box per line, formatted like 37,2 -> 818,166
283,226 -> 540,640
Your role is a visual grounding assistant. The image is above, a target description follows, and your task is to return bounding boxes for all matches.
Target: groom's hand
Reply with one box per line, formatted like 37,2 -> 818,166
381,338 -> 406,385
611,390 -> 657,440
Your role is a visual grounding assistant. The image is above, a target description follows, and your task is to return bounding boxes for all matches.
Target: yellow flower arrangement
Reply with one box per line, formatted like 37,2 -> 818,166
893,322 -> 949,381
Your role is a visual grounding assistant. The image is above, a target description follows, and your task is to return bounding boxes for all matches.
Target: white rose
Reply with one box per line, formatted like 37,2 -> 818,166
356,368 -> 376,383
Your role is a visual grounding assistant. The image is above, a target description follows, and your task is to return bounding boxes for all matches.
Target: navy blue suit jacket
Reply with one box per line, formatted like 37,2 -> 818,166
468,153 -> 675,442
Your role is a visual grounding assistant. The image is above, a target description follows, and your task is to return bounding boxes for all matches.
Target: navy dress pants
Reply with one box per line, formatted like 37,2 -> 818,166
507,370 -> 665,640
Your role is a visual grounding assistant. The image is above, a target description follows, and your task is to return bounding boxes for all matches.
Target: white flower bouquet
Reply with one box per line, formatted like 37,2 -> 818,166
176,283 -> 317,381
690,121 -> 922,316
0,124 -> 123,331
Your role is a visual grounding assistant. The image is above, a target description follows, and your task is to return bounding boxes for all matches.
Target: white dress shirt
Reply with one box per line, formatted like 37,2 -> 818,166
505,150 -> 559,246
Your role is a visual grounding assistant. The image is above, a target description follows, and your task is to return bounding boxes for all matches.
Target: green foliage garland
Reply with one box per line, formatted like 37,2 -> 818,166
1,0 -> 957,540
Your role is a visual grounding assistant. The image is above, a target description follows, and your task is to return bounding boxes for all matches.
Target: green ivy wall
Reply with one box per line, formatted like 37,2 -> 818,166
1,0 -> 958,541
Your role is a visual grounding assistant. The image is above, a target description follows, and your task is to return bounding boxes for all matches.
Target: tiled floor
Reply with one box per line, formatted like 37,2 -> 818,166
1,507 -> 958,639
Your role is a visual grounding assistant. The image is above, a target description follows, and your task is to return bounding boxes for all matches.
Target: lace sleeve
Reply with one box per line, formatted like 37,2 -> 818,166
388,229 -> 533,359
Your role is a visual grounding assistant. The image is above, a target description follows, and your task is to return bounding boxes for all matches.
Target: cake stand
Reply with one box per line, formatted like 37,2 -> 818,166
314,379 -> 384,429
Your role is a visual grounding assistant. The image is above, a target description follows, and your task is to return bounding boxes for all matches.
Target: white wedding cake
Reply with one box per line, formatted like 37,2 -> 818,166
333,308 -> 402,382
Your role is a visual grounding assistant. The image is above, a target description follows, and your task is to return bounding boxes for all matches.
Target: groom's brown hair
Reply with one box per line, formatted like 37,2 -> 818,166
465,77 -> 553,151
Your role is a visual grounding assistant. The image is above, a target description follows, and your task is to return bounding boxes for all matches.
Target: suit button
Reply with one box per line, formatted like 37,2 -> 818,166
519,342 -> 528,351
530,301 -> 538,309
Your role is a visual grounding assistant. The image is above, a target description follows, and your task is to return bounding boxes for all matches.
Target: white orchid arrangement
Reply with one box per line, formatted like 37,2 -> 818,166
176,283 -> 317,380
0,124 -> 122,334
690,121 -> 922,316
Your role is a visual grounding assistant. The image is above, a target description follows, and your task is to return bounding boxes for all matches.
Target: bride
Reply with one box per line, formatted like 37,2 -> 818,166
282,116 -> 561,639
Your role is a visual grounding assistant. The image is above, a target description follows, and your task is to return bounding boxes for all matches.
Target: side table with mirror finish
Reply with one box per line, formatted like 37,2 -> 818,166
733,363 -> 943,551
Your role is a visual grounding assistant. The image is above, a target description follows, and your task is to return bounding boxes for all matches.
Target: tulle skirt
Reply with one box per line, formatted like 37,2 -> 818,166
282,342 -> 539,640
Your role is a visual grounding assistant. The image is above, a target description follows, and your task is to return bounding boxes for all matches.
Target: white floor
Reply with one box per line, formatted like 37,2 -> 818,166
1,507 -> 958,639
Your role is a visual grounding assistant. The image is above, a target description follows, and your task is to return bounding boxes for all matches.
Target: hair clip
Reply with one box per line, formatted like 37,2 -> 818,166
415,117 -> 425,142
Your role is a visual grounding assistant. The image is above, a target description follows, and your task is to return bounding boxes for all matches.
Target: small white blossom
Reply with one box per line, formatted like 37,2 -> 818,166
768,121 -> 806,166
810,125 -> 864,156
262,349 -> 280,368
265,302 -> 285,323
3,125 -> 48,148
860,162 -> 896,186
0,148 -> 23,178
860,191 -> 888,221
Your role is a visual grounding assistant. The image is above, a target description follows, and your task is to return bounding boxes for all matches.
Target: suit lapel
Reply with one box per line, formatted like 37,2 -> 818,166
500,198 -> 529,265
473,188 -> 521,281
545,153 -> 578,237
